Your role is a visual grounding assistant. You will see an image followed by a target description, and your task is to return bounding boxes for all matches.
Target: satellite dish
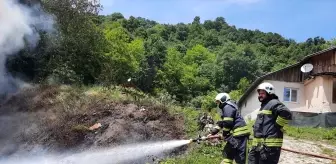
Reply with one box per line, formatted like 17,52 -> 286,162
300,63 -> 314,73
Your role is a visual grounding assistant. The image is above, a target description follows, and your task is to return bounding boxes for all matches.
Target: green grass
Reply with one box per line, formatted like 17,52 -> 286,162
321,147 -> 336,157
284,126 -> 336,146
162,144 -> 224,164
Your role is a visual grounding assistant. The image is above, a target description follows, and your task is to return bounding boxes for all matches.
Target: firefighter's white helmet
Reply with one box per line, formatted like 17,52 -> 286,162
257,82 -> 275,94
215,93 -> 231,104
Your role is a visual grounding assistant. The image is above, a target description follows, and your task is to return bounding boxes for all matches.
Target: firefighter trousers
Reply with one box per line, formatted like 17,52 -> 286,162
221,136 -> 248,164
248,146 -> 281,164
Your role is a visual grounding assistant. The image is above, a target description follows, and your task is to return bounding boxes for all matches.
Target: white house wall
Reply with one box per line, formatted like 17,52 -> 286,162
240,89 -> 260,120
240,80 -> 305,118
264,80 -> 305,112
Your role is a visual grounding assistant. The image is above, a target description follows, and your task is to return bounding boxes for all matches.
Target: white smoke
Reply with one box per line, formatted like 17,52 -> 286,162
0,0 -> 55,94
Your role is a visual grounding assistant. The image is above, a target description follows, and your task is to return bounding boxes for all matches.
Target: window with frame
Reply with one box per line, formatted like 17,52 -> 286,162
283,87 -> 298,102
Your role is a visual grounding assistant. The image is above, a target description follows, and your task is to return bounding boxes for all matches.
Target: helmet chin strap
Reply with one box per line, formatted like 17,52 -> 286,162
218,103 -> 225,109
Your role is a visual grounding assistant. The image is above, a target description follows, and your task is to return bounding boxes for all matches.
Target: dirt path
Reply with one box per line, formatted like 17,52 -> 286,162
279,137 -> 336,164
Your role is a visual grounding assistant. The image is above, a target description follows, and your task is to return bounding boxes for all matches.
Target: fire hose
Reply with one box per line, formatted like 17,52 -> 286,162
281,147 -> 336,161
189,135 -> 336,161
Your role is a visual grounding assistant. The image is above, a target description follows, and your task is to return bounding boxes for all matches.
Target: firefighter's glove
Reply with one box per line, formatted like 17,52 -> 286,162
260,145 -> 270,160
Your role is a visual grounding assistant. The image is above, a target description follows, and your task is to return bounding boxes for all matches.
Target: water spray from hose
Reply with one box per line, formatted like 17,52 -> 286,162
1,140 -> 191,164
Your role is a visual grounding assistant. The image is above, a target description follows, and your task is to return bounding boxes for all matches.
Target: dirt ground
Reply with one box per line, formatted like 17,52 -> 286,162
279,136 -> 336,164
0,85 -> 186,157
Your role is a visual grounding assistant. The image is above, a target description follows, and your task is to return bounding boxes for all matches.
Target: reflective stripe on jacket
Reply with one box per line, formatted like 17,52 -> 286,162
214,101 -> 250,137
253,98 -> 292,147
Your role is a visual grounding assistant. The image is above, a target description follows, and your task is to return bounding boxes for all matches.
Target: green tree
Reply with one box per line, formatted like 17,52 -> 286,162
99,23 -> 145,85
328,38 -> 336,46
7,4 -> 332,105
216,44 -> 258,91
136,34 -> 167,92
157,48 -> 185,100
40,0 -> 105,84
107,12 -> 125,21
229,77 -> 251,101
184,45 -> 215,65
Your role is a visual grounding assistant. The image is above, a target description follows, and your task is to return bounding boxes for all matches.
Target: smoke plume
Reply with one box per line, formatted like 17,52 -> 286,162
0,0 -> 54,94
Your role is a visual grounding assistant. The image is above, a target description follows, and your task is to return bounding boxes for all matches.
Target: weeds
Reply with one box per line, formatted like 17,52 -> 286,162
321,147 -> 336,157
170,106 -> 200,137
162,145 -> 223,164
284,126 -> 336,146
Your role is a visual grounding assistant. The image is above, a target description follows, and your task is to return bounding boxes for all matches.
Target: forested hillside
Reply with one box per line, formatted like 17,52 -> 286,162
9,0 -> 336,108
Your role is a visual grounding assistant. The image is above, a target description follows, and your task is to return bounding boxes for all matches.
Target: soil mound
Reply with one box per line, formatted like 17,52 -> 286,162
0,85 -> 185,157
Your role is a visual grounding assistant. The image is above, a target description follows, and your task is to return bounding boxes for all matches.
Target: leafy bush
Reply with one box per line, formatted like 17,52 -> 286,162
189,91 -> 218,111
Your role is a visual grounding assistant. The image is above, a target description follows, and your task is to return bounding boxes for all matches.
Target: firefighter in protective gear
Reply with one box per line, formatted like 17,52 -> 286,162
209,93 -> 250,164
198,112 -> 214,131
248,82 -> 292,164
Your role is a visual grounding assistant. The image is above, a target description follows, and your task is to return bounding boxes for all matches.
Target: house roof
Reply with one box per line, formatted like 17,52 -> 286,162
237,46 -> 336,108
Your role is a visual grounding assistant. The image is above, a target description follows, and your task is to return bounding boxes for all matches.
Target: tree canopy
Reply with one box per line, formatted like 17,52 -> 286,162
9,0 -> 334,107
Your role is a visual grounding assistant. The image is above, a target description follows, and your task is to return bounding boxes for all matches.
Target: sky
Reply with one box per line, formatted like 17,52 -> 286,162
99,0 -> 336,42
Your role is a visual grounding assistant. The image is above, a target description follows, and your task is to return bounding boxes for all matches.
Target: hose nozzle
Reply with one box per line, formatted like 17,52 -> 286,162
189,134 -> 222,144
189,135 -> 205,144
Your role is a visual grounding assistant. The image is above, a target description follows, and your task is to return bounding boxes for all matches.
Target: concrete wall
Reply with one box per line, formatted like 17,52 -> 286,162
303,76 -> 331,112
